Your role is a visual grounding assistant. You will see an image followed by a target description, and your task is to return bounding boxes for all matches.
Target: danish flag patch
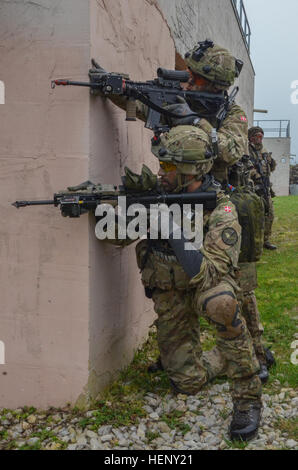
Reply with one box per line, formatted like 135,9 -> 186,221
240,116 -> 247,122
224,206 -> 232,213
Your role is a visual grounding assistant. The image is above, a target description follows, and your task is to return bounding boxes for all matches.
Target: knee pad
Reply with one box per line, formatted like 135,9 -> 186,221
203,291 -> 244,340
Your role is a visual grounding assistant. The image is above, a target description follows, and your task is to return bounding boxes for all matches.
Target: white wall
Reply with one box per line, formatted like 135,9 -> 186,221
264,138 -> 291,196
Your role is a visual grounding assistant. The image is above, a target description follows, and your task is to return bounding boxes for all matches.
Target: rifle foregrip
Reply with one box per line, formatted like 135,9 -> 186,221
126,98 -> 137,122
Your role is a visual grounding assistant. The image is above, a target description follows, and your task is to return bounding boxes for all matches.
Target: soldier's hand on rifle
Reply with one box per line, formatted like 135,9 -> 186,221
89,59 -> 108,80
163,96 -> 200,127
88,59 -> 109,96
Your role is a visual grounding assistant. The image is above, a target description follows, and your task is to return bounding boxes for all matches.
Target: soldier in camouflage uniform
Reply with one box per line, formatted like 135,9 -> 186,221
174,41 -> 248,183
248,126 -> 277,250
89,40 -> 249,182
228,157 -> 274,383
102,125 -> 262,441
90,43 -> 263,439
177,43 -> 274,381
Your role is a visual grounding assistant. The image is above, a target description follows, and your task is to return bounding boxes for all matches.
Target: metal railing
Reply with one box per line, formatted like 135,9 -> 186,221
231,0 -> 251,53
253,120 -> 291,138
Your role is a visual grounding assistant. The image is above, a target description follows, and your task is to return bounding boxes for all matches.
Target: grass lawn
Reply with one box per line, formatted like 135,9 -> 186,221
256,196 -> 298,389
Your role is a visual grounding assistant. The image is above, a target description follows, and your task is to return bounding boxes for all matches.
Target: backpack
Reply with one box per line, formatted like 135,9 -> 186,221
228,187 -> 265,262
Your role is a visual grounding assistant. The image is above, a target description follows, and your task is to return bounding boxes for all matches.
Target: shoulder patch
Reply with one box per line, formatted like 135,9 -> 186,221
240,116 -> 247,122
221,227 -> 238,246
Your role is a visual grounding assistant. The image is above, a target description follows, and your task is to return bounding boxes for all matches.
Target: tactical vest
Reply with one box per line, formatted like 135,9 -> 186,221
135,186 -> 223,294
227,187 -> 264,263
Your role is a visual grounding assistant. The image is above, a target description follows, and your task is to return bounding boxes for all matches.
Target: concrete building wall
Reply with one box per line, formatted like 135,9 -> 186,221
0,0 -> 91,409
85,0 -> 174,404
0,0 -> 173,409
156,0 -> 255,124
0,0 -> 255,409
264,138 -> 291,196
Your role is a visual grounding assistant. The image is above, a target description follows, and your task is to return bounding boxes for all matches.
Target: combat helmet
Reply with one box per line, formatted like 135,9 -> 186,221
152,125 -> 216,191
184,40 -> 243,90
248,126 -> 264,140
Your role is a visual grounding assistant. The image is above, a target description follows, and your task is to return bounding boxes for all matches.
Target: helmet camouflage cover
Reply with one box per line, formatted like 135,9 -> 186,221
185,40 -> 243,90
152,125 -> 215,178
248,126 -> 264,140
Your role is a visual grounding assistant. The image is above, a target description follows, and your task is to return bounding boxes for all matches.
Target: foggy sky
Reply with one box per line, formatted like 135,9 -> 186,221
244,0 -> 298,164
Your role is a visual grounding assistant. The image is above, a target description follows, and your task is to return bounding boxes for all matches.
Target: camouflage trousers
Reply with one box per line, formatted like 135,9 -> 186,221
242,291 -> 266,364
263,195 -> 274,242
151,279 -> 262,402
238,262 -> 266,364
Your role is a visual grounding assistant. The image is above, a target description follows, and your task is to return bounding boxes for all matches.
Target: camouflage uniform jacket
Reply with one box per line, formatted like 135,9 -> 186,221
108,96 -> 248,183
122,190 -> 242,295
249,143 -> 276,194
188,190 -> 241,292
199,103 -> 249,183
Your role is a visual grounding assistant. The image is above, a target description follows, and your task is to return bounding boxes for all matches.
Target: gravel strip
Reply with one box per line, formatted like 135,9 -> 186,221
0,382 -> 297,450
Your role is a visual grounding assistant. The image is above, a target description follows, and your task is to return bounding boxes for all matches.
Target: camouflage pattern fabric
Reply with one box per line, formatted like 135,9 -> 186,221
228,154 -> 255,189
122,164 -> 157,191
106,187 -> 261,400
239,262 -> 266,364
107,88 -> 248,184
189,192 -> 241,291
152,125 -> 215,178
248,126 -> 264,140
229,154 -> 267,368
264,197 -> 274,242
184,43 -> 238,91
193,104 -> 249,183
151,280 -> 260,400
134,191 -> 261,400
249,143 -> 276,243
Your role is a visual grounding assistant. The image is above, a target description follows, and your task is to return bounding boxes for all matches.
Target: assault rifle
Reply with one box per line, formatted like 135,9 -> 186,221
12,184 -> 217,218
51,59 -> 238,131
250,152 -> 271,209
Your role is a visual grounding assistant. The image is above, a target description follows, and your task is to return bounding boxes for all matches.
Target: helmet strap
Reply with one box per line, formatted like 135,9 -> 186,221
173,174 -> 201,193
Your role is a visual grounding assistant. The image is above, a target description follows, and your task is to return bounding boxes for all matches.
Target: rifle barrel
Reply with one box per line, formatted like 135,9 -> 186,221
12,200 -> 55,208
51,80 -> 101,89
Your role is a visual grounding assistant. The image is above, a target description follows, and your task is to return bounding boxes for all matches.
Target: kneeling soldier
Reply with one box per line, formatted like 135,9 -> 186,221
104,126 -> 262,441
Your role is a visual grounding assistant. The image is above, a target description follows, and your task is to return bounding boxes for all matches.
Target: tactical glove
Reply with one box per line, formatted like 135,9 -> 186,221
89,58 -> 108,81
88,59 -> 107,96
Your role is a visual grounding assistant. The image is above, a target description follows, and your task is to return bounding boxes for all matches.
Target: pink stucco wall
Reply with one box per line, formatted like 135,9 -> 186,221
0,0 -> 174,408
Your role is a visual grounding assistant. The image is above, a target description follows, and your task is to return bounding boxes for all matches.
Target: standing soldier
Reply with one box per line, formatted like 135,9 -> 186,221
89,40 -> 249,180
248,127 -> 277,250
228,157 -> 275,383
176,43 -> 274,382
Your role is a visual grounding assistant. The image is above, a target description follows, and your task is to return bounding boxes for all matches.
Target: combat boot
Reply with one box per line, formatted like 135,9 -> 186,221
229,400 -> 262,442
264,241 -> 277,250
258,363 -> 269,384
264,347 -> 276,369
257,347 -> 276,383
